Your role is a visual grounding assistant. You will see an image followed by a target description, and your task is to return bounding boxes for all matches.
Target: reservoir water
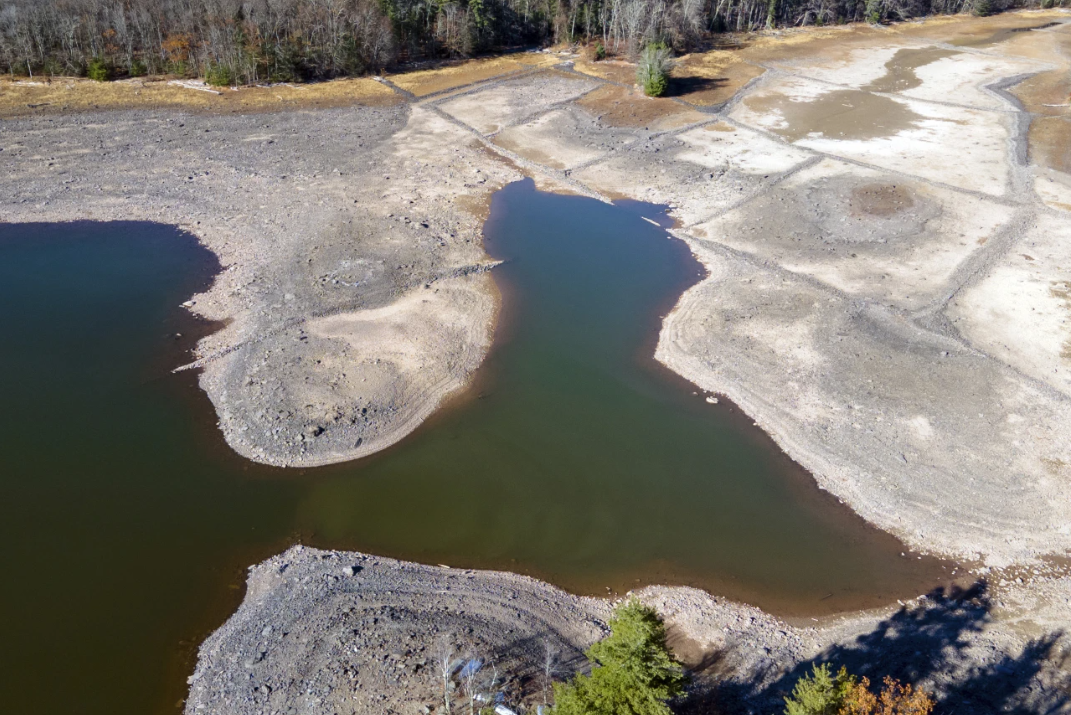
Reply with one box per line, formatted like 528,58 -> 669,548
1,182 -> 952,715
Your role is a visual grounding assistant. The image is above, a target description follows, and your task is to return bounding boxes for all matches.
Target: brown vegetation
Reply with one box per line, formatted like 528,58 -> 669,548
0,74 -> 399,117
386,54 -> 550,96
575,84 -> 707,128
841,676 -> 936,715
0,0 -> 1060,89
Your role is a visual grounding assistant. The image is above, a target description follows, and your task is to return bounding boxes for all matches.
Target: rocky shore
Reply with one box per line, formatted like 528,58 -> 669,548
184,546 -> 1071,715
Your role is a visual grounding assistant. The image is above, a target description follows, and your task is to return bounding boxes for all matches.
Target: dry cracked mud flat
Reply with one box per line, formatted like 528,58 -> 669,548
3,9 -> 1071,714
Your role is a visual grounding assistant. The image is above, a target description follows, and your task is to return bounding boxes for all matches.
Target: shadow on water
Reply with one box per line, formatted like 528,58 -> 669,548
679,581 -> 1071,715
1,183 -> 963,715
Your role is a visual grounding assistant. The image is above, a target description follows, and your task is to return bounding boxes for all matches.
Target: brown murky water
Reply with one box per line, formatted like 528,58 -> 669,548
744,44 -> 973,142
950,20 -> 1063,48
2,195 -> 963,715
746,88 -> 922,142
863,47 -> 961,94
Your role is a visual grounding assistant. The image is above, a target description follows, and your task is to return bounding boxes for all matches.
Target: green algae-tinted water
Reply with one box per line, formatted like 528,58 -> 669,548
1,183 -> 951,715
297,180 -> 952,603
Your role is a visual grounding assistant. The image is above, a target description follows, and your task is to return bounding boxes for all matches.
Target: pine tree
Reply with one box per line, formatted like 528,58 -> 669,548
784,664 -> 856,715
551,599 -> 686,715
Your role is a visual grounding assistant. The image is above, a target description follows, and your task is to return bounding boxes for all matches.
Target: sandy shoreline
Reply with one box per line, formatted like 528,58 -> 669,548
3,9 -> 1071,712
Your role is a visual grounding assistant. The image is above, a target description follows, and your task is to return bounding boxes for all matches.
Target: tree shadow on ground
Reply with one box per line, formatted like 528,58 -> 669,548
677,581 -> 1071,715
497,630 -> 591,703
666,76 -> 729,98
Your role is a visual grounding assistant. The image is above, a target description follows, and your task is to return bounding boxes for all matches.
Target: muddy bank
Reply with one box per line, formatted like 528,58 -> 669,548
184,546 -> 1071,715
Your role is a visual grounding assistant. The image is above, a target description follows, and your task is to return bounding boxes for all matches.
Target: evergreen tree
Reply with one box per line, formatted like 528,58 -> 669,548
637,43 -> 673,97
785,664 -> 858,715
551,599 -> 686,715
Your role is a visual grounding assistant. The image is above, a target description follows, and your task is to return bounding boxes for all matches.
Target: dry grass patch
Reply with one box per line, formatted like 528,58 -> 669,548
575,51 -> 763,107
576,84 -> 707,130
572,58 -> 639,85
513,52 -> 567,67
387,55 -> 553,97
730,23 -> 879,64
895,8 -> 1071,47
1015,67 -> 1071,115
0,75 -> 400,118
670,52 -> 765,106
709,11 -> 1068,70
1009,29 -> 1071,115
988,13 -> 1071,63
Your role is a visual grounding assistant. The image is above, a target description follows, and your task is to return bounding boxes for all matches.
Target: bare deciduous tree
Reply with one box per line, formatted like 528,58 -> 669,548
461,655 -> 480,715
435,635 -> 456,715
488,658 -> 499,698
0,0 -> 1040,82
541,637 -> 558,707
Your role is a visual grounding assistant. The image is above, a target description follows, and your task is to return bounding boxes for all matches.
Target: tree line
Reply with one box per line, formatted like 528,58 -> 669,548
0,0 -> 1054,85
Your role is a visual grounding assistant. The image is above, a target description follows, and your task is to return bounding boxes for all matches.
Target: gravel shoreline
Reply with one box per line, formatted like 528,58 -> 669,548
184,546 -> 1071,715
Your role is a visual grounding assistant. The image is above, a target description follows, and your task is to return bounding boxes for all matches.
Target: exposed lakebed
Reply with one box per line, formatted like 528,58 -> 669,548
2,182 -> 952,715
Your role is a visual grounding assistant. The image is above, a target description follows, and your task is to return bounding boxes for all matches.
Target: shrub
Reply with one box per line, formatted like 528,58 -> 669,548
865,0 -> 883,24
205,62 -> 235,87
41,57 -> 65,77
785,664 -> 857,715
128,59 -> 148,77
637,43 -> 673,97
86,57 -> 112,81
841,676 -> 934,715
971,0 -> 992,16
594,41 -> 606,60
785,665 -> 935,715
550,599 -> 685,715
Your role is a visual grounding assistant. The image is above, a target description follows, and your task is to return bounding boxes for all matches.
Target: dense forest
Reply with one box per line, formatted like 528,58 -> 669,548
0,0 -> 1056,84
